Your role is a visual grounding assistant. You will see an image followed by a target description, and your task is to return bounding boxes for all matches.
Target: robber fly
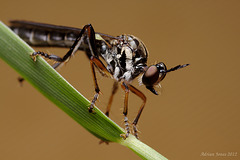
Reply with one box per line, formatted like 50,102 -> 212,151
10,20 -> 189,139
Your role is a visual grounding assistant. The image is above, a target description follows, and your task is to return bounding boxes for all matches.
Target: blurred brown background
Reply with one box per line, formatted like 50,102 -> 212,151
0,0 -> 239,160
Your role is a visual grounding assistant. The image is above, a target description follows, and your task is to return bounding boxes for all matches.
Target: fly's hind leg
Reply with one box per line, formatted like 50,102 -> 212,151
30,24 -> 110,114
31,24 -> 94,66
20,24 -> 92,84
17,52 -> 64,85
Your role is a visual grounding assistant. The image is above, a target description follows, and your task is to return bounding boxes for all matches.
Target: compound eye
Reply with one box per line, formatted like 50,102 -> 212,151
142,65 -> 159,86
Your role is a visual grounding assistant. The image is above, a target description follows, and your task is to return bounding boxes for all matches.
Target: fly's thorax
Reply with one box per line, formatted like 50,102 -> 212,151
104,35 -> 148,82
117,35 -> 148,62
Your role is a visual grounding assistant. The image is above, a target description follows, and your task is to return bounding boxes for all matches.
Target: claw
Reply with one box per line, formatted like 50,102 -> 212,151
120,133 -> 129,140
88,106 -> 96,114
99,140 -> 109,145
30,54 -> 37,61
133,125 -> 139,139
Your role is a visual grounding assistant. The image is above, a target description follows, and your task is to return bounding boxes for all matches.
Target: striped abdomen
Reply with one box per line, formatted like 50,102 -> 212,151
11,26 -> 84,48
9,20 -> 90,50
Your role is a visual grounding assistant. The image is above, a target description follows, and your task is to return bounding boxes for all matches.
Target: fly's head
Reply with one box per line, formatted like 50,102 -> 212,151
141,62 -> 190,95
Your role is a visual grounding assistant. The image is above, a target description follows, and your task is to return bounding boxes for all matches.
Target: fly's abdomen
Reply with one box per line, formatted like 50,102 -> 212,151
11,26 -> 79,48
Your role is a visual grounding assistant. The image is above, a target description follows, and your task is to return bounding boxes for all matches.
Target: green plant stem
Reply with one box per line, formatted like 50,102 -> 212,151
0,21 -> 167,160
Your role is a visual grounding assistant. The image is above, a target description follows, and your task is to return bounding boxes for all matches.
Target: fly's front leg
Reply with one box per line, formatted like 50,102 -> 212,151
128,85 -> 146,139
120,82 -> 130,139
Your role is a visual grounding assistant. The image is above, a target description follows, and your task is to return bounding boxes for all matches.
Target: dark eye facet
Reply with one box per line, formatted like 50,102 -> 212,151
142,65 -> 159,86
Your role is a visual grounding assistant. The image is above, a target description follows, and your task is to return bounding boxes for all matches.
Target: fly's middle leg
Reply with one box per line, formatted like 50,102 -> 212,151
88,56 -> 111,113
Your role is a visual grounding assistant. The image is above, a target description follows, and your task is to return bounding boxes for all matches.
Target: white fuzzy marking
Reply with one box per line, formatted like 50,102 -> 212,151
122,71 -> 132,82
114,67 -> 120,80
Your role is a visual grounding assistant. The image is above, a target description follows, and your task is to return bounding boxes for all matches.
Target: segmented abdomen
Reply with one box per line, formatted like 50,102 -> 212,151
11,26 -> 84,49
